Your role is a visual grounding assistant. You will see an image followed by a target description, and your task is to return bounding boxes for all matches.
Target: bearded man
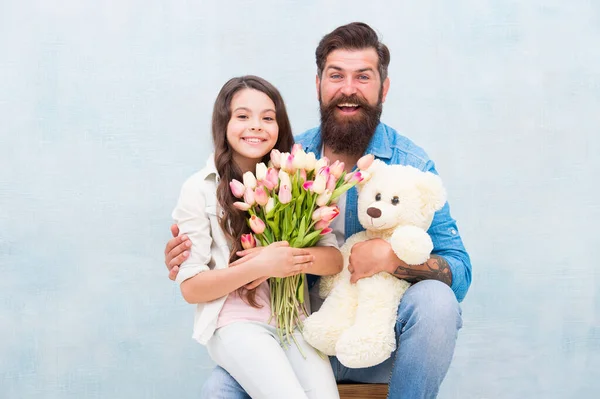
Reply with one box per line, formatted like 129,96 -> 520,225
165,22 -> 471,399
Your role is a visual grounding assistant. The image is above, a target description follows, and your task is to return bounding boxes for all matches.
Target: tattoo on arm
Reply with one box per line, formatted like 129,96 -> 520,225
392,255 -> 452,286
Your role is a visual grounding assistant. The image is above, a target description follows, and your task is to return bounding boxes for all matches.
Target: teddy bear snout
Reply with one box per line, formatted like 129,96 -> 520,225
366,207 -> 382,218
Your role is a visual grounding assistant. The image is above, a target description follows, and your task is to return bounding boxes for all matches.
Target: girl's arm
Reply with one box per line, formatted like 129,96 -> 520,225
172,174 -> 258,304
180,263 -> 264,304
182,242 -> 314,304
238,233 -> 343,290
303,231 -> 343,276
303,246 -> 343,276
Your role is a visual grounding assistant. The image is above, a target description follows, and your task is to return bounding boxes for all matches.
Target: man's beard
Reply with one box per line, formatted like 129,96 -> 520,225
319,93 -> 382,157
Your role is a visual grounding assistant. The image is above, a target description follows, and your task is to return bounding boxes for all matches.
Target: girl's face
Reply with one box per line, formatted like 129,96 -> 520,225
227,88 -> 279,173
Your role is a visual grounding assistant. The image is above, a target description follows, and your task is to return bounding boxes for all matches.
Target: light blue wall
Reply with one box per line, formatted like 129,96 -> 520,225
1,1 -> 598,398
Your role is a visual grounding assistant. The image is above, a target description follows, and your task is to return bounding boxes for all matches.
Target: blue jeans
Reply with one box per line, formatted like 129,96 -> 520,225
200,280 -> 463,399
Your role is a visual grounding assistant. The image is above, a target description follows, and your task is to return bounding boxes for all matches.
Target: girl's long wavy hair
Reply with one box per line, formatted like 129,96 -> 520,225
212,76 -> 294,307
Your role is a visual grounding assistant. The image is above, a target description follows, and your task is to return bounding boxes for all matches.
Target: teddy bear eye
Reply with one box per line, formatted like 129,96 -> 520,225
391,196 -> 399,205
375,193 -> 382,201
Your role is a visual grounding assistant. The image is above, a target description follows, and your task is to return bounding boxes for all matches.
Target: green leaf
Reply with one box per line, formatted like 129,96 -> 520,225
301,229 -> 322,247
297,275 -> 305,304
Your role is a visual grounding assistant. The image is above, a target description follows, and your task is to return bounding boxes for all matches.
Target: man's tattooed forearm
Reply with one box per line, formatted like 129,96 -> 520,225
392,255 -> 452,286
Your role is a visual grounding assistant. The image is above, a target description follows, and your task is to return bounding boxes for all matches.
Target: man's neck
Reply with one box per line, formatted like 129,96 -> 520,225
322,146 -> 361,173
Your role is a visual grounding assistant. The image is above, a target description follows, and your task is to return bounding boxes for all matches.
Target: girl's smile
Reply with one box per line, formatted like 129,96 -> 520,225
227,88 -> 279,173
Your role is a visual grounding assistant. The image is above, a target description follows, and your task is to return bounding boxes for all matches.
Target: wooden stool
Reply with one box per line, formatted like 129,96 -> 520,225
338,383 -> 388,399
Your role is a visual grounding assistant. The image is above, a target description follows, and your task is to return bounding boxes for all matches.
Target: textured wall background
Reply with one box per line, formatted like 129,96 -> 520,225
1,1 -> 599,398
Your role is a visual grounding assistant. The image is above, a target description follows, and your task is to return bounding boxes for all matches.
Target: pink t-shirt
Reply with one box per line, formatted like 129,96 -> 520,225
216,281 -> 275,328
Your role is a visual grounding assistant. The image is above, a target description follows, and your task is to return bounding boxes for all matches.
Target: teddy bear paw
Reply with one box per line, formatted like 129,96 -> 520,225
335,327 -> 396,368
302,313 -> 342,356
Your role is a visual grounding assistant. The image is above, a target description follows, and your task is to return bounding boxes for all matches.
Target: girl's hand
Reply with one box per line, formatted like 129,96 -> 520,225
230,247 -> 268,288
229,241 -> 313,279
232,247 -> 268,289
257,241 -> 314,278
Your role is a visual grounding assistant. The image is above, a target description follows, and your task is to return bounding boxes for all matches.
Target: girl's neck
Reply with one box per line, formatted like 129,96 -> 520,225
232,154 -> 259,174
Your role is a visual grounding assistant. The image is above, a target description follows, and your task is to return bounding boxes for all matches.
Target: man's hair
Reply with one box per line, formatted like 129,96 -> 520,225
315,22 -> 390,81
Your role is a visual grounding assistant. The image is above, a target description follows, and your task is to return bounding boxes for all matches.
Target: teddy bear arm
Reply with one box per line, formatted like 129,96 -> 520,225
390,225 -> 434,265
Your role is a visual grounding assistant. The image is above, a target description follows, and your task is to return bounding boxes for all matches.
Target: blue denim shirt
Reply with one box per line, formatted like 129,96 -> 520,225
296,122 -> 472,302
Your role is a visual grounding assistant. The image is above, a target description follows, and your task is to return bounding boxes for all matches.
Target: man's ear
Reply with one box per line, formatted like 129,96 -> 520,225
316,74 -> 321,100
381,77 -> 390,103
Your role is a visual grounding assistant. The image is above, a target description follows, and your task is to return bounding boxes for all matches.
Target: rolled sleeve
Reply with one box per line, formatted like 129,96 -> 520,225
424,161 -> 472,302
315,231 -> 339,249
428,202 -> 472,302
171,175 -> 213,285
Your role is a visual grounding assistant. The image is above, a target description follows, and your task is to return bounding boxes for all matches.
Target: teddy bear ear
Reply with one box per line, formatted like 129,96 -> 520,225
417,172 -> 447,214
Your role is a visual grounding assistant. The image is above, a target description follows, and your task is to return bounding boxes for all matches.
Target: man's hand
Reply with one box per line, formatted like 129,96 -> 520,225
164,224 -> 191,281
348,238 -> 399,283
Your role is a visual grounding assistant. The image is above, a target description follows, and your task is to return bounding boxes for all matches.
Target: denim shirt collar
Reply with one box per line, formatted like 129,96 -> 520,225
301,122 -> 392,160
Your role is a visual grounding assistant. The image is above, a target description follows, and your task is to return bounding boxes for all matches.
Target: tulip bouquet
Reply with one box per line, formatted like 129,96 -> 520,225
229,144 -> 373,350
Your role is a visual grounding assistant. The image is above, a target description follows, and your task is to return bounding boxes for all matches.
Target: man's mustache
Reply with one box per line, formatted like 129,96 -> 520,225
330,94 -> 370,108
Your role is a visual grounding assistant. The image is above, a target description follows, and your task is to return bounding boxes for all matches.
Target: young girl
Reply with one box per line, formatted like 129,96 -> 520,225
172,76 -> 342,399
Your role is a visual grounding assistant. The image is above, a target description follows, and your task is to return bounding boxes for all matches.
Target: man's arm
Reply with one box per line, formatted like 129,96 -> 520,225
389,254 -> 452,286
349,199 -> 471,302
348,238 -> 453,286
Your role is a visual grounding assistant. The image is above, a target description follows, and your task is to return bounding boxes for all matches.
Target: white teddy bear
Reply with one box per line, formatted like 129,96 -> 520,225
302,160 -> 447,368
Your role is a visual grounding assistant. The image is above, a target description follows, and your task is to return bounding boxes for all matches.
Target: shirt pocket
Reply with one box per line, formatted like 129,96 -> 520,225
205,205 -> 228,249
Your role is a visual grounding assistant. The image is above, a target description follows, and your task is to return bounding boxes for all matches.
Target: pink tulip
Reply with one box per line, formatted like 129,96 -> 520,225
233,202 -> 251,211
316,190 -> 332,207
230,179 -> 246,198
320,228 -> 333,235
329,161 -> 345,179
322,207 -> 340,222
299,169 -> 307,183
279,170 -> 291,188
302,180 -> 314,191
358,170 -> 371,183
317,166 -> 330,180
255,186 -> 269,206
305,152 -> 317,171
270,149 -> 282,168
314,219 -> 331,230
243,171 -> 257,190
291,143 -> 303,155
314,157 -> 329,171
241,234 -> 256,249
292,150 -> 306,170
357,154 -> 375,170
326,174 -> 337,192
244,188 -> 255,206
282,153 -> 295,173
312,206 -> 339,222
278,184 -> 292,204
344,171 -> 364,184
312,208 -> 322,221
264,168 -> 279,190
255,162 -> 267,181
249,215 -> 266,234
312,174 -> 327,194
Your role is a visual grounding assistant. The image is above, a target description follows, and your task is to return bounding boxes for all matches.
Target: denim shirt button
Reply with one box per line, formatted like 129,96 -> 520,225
451,229 -> 457,235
